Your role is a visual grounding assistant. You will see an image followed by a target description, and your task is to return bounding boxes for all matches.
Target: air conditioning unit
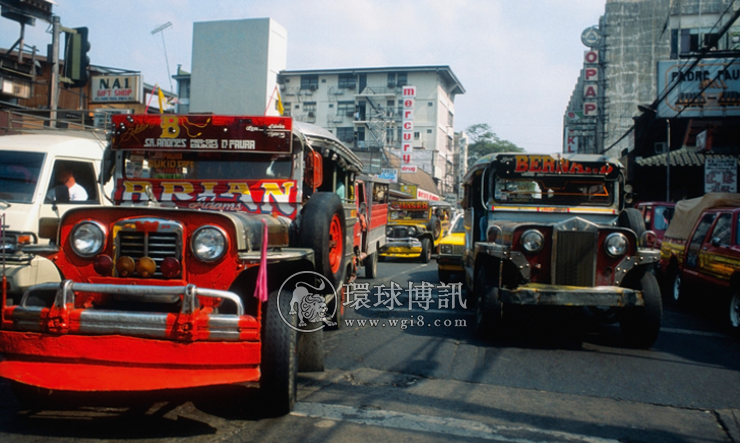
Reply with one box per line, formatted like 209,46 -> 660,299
309,85 -> 317,91
654,142 -> 668,154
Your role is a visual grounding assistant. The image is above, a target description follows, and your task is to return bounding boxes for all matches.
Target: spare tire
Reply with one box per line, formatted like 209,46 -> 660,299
429,216 -> 442,240
299,192 -> 347,289
618,208 -> 646,238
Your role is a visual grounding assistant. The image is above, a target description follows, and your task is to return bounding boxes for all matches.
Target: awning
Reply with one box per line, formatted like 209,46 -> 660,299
636,147 -> 740,167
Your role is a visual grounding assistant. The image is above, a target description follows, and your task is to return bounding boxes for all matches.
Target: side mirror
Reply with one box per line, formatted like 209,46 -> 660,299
304,150 -> 323,192
623,184 -> 634,205
711,237 -> 721,247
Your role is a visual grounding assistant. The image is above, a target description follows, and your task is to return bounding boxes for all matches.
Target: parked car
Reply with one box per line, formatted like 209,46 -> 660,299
437,214 -> 465,283
462,153 -> 662,348
636,201 -> 675,247
658,193 -> 740,333
0,131 -> 111,302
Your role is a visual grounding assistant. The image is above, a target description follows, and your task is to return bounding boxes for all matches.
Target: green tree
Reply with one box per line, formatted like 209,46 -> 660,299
466,123 -> 524,167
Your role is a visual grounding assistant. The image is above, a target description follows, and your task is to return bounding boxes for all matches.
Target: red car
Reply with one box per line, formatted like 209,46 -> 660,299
636,202 -> 675,248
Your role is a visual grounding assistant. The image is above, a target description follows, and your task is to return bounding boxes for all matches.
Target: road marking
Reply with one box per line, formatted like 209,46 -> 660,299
292,402 -> 620,443
661,327 -> 727,338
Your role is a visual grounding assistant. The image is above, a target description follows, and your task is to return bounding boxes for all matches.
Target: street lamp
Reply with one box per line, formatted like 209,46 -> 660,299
151,21 -> 174,94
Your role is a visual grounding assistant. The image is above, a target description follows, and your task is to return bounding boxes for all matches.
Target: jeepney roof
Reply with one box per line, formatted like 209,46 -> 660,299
463,152 -> 623,183
293,120 -> 363,174
109,114 -> 363,174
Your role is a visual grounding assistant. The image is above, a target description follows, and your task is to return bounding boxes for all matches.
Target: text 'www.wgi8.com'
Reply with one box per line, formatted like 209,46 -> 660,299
343,315 -> 468,330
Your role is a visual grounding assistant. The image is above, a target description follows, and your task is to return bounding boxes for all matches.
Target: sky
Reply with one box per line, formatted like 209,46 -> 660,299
0,0 -> 607,153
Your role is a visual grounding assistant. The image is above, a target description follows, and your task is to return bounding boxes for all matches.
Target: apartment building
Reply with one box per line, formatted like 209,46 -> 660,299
277,66 -> 465,196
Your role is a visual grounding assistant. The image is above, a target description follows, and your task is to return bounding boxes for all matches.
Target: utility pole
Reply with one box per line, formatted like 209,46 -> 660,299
47,15 -> 60,128
666,119 -> 671,202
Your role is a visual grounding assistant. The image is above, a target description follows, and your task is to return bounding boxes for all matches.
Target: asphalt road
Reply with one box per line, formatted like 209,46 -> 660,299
0,258 -> 738,443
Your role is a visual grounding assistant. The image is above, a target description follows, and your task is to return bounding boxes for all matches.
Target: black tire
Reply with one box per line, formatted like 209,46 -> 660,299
420,238 -> 432,263
299,193 -> 347,289
364,252 -> 378,279
438,269 -> 452,284
259,288 -> 297,416
728,289 -> 740,336
618,208 -> 646,238
475,269 -> 503,339
429,216 -> 442,240
669,270 -> 688,308
325,271 -> 348,331
297,329 -> 324,373
619,272 -> 662,349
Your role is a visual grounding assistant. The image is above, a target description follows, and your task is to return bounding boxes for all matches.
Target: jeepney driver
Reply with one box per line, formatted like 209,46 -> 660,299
52,165 -> 88,201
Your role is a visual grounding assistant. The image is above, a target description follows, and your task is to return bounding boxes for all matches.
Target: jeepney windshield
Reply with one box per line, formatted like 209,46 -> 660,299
490,176 -> 615,207
123,151 -> 293,180
390,209 -> 429,221
0,151 -> 44,203
450,216 -> 464,233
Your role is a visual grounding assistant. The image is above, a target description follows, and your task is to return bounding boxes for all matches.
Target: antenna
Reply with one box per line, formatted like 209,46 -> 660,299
151,21 -> 174,95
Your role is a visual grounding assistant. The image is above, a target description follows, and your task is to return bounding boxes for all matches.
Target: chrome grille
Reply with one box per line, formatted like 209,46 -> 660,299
115,219 -> 183,278
389,227 -> 409,238
553,230 -> 596,286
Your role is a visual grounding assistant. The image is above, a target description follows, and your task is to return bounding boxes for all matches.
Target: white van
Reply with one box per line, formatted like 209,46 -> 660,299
0,131 -> 111,301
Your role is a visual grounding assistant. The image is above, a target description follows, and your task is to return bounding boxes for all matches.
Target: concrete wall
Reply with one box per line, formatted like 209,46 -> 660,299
190,18 -> 287,115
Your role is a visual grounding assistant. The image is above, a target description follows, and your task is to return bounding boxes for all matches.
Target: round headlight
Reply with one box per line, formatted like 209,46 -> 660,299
191,226 -> 227,262
440,244 -> 453,254
70,221 -> 106,257
605,232 -> 628,257
520,229 -> 544,254
408,227 -> 417,236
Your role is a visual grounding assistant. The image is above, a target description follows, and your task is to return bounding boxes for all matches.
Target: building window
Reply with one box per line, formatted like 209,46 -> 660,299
397,72 -> 408,86
414,132 -> 420,140
336,127 -> 355,143
300,75 -> 319,90
337,101 -> 354,116
338,74 -> 356,89
387,73 -> 396,87
283,102 -> 291,116
427,129 -> 432,134
671,28 -> 722,58
303,102 -> 317,113
448,111 -> 454,127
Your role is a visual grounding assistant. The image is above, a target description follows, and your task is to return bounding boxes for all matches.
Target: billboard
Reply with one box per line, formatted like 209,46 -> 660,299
657,58 -> 740,118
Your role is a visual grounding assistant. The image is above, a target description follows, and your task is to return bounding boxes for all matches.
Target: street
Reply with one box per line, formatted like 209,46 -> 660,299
0,258 -> 739,442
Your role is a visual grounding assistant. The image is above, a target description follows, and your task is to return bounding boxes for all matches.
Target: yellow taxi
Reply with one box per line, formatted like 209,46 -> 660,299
436,214 -> 465,283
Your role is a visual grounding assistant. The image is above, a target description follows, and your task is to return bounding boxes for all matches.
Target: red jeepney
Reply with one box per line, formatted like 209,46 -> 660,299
0,114 -> 387,414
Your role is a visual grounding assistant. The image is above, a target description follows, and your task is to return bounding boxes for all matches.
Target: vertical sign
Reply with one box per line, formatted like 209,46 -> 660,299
402,86 -> 416,167
564,127 -> 578,153
583,50 -> 599,117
